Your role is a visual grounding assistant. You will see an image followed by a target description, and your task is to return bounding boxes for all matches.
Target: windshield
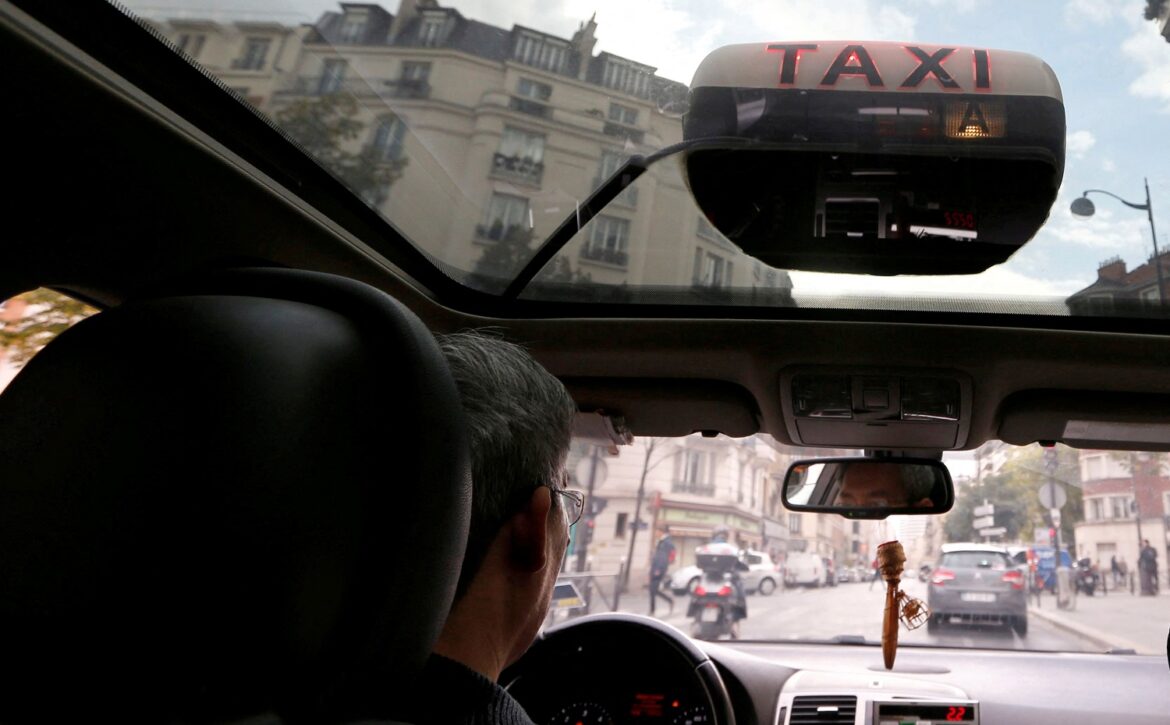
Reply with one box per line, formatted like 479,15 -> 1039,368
122,0 -> 1169,318
553,434 -> 1166,654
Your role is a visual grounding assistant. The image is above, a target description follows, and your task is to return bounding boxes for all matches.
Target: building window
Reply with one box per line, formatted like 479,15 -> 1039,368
608,102 -> 638,125
477,193 -> 529,242
513,32 -> 567,73
318,58 -> 347,94
693,248 -> 733,288
596,150 -> 637,206
674,449 -> 713,495
616,512 -> 628,539
492,127 -> 545,185
1087,497 -> 1105,522
1110,495 -> 1133,519
1082,453 -> 1107,481
602,58 -> 651,98
395,61 -> 431,98
339,13 -> 367,43
518,77 -> 552,102
418,13 -> 447,47
371,116 -> 405,161
511,78 -> 553,116
233,37 -> 271,70
176,33 -> 205,59
789,514 -> 802,534
581,215 -> 630,267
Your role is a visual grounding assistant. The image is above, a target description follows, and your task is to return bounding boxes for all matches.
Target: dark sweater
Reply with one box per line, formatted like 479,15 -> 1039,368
400,654 -> 536,725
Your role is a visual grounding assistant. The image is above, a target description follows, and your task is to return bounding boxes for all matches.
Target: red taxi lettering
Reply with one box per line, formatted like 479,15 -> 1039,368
821,44 -> 883,87
900,46 -> 959,89
766,43 -> 819,85
767,43 -> 993,91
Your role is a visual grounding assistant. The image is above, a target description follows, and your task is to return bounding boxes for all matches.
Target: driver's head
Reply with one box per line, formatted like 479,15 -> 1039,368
835,462 -> 934,508
433,332 -> 577,676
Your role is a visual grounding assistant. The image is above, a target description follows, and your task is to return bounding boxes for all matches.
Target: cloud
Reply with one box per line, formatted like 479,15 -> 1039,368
1063,0 -> 1123,26
1121,21 -> 1170,113
1066,130 -> 1096,158
1102,158 -> 1118,173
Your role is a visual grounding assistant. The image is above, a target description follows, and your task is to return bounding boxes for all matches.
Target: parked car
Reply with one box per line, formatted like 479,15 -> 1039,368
670,549 -> 778,595
784,552 -> 823,588
740,549 -> 779,595
928,544 -> 1028,636
837,567 -> 856,583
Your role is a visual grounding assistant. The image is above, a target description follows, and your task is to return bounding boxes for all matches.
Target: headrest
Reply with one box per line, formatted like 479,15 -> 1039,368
0,269 -> 471,722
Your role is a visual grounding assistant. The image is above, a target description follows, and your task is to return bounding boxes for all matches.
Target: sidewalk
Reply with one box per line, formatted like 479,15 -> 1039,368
1028,587 -> 1169,655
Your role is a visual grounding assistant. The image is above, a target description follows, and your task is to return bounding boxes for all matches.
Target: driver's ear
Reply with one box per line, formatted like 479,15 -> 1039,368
509,487 -> 553,573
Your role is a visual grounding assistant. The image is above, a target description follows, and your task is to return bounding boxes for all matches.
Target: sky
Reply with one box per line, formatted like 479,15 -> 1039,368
125,0 -> 1170,298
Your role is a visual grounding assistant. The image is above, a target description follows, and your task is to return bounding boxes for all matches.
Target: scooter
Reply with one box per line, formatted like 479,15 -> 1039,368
1073,558 -> 1100,596
687,543 -> 748,640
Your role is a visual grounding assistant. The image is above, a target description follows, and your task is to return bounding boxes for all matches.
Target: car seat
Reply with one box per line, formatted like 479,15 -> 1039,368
0,268 -> 471,723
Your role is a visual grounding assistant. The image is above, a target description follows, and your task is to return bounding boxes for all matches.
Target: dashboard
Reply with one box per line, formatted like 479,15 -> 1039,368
505,614 -> 1170,725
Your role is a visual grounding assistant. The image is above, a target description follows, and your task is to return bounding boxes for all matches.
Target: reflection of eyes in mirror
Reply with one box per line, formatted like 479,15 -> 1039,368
833,462 -> 934,509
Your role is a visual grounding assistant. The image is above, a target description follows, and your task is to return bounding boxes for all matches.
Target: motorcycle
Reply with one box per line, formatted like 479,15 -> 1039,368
1073,558 -> 1100,597
687,543 -> 748,640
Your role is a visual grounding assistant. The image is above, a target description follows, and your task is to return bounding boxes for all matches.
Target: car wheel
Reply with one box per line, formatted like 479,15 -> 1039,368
1012,615 -> 1028,636
758,578 -> 776,596
927,614 -> 940,633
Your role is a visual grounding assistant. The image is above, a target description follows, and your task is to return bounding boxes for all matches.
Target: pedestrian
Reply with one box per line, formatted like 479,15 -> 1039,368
1110,555 -> 1120,587
1138,539 -> 1159,596
1119,556 -> 1129,591
649,528 -> 676,616
869,556 -> 880,590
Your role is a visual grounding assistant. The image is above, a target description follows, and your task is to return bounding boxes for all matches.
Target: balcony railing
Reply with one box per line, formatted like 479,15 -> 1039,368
474,222 -> 528,243
388,78 -> 432,99
579,244 -> 629,268
672,480 -> 715,496
602,122 -> 644,144
509,96 -> 552,118
274,76 -> 392,98
491,152 -> 544,185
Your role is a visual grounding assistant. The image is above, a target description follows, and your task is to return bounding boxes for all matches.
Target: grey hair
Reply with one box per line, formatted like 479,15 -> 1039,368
903,465 -> 937,502
435,331 -> 577,599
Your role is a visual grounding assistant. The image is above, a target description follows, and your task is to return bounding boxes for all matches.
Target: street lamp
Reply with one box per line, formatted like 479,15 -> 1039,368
1070,178 -> 1164,304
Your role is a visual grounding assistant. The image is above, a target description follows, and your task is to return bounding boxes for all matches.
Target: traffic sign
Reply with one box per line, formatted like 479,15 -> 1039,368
1039,482 -> 1066,509
979,526 -> 1007,537
574,455 -> 608,489
973,503 -> 995,517
972,515 -> 995,530
1049,508 -> 1062,528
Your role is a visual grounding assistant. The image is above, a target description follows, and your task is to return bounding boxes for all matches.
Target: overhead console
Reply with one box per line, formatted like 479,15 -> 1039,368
780,368 -> 972,450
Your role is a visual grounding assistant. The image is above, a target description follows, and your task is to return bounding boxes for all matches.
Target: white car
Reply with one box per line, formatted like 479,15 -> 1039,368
668,549 -> 778,596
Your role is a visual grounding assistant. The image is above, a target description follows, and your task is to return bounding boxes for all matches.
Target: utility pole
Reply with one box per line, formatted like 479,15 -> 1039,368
575,444 -> 601,574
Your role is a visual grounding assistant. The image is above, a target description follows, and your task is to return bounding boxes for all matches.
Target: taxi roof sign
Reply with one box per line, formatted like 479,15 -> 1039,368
681,41 -> 1066,276
689,41 -> 1062,99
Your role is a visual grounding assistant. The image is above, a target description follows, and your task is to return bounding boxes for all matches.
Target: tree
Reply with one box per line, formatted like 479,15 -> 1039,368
945,444 -> 1082,548
620,437 -> 679,593
273,93 -> 407,206
468,225 -> 591,294
0,288 -> 96,368
1144,0 -> 1168,22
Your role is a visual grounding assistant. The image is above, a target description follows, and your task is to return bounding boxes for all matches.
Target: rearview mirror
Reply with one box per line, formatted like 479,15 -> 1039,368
782,457 -> 954,519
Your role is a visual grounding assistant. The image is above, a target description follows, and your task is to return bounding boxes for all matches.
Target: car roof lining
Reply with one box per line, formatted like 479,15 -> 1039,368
6,1 -> 1170,454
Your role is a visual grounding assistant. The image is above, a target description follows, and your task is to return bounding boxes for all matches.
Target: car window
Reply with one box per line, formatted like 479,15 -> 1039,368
940,552 -> 1011,570
0,289 -> 96,391
119,0 -> 1169,321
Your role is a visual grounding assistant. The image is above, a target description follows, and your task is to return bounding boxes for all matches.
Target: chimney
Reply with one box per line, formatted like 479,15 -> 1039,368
388,0 -> 437,43
1097,256 -> 1127,282
570,13 -> 597,80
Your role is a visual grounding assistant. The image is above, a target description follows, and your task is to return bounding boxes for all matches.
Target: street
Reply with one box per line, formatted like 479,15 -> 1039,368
611,577 -> 1093,652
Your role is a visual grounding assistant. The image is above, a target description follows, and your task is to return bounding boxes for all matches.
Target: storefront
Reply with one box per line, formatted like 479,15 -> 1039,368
655,504 -> 761,567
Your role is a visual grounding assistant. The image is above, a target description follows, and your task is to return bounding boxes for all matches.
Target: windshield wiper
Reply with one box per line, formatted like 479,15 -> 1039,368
501,137 -> 749,299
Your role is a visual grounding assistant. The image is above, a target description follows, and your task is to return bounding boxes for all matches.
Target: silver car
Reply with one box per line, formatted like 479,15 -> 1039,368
927,544 -> 1028,636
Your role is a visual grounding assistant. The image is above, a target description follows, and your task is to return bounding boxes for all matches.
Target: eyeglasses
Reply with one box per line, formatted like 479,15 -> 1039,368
548,486 -> 585,527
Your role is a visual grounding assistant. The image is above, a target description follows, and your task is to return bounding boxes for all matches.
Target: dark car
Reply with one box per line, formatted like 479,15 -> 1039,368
928,544 -> 1027,636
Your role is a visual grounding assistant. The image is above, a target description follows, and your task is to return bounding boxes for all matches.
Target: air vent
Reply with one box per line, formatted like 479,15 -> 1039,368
789,695 -> 857,725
